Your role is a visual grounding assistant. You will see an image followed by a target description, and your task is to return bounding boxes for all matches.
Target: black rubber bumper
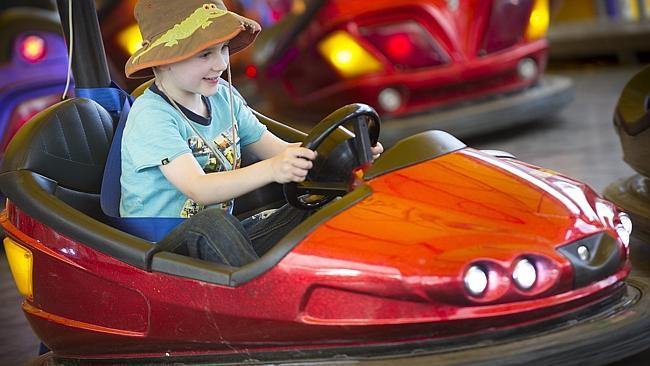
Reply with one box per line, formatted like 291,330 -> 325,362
381,75 -> 575,145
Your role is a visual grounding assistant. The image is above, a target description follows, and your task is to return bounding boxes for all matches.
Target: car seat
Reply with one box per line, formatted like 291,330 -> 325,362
0,97 -> 157,269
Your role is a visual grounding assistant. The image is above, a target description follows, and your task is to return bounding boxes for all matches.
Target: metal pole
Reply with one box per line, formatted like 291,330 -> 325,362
56,0 -> 111,88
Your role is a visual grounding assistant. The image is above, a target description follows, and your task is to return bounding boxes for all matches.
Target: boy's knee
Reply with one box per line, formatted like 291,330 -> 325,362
194,208 -> 243,230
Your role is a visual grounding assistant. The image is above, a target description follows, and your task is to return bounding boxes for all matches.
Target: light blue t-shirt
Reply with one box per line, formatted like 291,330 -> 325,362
120,85 -> 266,218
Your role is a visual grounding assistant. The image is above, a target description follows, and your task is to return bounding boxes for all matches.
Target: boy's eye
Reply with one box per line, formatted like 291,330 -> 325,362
199,51 -> 212,58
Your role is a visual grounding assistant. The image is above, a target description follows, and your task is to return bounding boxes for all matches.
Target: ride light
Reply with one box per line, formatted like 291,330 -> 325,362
117,23 -> 143,55
317,30 -> 382,78
378,88 -> 402,112
359,21 -> 448,69
464,265 -> 488,296
3,238 -> 33,300
526,0 -> 550,41
517,58 -> 538,80
577,245 -> 590,261
512,259 -> 537,290
20,35 -> 46,63
245,64 -> 258,78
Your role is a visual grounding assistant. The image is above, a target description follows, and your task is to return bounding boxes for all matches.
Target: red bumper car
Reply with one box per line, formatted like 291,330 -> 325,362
5,99 -> 650,366
248,0 -> 574,143
3,1 -> 649,365
97,1 -> 574,142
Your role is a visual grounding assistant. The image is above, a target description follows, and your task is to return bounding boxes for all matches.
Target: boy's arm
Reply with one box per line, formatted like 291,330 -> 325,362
246,130 -> 295,159
160,145 -> 315,205
248,130 -> 384,161
174,129 -> 381,205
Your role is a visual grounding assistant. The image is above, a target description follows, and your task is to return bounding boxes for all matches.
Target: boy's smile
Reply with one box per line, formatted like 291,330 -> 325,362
202,75 -> 222,86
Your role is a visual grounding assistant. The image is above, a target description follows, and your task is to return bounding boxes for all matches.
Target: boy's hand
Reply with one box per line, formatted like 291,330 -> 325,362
269,146 -> 317,184
371,142 -> 384,161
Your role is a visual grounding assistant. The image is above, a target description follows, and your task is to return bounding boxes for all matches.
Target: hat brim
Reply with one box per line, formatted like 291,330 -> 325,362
125,11 -> 260,79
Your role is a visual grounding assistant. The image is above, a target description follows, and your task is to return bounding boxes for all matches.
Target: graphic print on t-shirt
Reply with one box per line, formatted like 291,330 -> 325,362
180,124 -> 240,218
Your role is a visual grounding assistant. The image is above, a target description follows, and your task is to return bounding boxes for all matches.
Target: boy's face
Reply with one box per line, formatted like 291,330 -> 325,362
164,41 -> 230,98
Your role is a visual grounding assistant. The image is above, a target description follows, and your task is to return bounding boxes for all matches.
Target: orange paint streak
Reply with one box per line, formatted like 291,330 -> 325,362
23,301 -> 146,337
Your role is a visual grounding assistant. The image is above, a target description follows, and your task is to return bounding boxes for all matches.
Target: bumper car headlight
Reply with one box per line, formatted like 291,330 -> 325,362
464,265 -> 488,296
513,259 -> 537,290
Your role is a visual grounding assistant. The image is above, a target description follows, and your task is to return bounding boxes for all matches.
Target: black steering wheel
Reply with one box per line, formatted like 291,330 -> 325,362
284,104 -> 380,209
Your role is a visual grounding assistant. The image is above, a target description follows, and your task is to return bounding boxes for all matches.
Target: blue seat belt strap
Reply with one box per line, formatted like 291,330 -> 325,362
76,82 -> 134,116
98,86 -> 183,244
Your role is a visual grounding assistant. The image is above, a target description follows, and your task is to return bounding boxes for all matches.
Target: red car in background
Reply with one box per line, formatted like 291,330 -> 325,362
98,0 -> 573,143
247,0 -> 574,143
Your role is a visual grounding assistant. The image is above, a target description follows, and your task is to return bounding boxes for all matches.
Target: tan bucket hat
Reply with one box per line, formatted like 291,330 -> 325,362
125,0 -> 261,79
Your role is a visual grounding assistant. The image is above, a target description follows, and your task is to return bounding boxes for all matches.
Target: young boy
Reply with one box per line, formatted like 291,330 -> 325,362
121,0 -> 382,266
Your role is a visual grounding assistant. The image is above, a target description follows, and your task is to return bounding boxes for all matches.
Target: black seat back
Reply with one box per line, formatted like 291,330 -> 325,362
2,98 -> 113,216
0,97 -> 153,268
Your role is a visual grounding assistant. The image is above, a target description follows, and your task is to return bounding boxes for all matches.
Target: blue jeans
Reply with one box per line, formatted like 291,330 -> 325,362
157,204 -> 309,266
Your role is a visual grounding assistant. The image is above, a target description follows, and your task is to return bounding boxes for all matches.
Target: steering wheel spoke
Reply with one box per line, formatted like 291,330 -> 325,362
353,116 -> 373,166
283,103 -> 381,209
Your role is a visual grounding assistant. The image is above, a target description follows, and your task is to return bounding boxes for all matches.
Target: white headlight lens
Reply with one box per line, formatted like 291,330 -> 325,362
378,88 -> 402,112
619,213 -> 632,235
517,57 -> 538,81
464,265 -> 488,296
513,259 -> 536,290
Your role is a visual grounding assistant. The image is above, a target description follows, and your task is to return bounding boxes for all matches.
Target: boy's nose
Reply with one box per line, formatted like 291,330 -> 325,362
211,54 -> 228,72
